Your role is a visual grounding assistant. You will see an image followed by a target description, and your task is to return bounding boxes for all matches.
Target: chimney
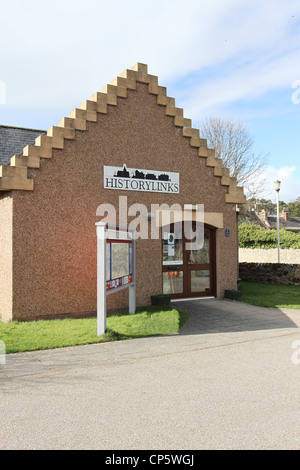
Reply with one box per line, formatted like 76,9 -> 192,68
282,209 -> 289,221
255,203 -> 261,212
260,209 -> 268,222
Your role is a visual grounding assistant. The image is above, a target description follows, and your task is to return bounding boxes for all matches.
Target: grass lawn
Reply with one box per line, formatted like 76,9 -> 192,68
0,306 -> 189,354
238,281 -> 300,309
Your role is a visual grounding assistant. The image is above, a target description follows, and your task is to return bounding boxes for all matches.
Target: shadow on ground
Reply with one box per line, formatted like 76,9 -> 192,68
175,298 -> 300,335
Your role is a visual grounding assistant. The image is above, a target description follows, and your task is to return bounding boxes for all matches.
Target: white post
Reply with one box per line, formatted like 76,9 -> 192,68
96,222 -> 107,336
276,189 -> 280,264
129,237 -> 136,314
129,285 -> 136,314
0,340 -> 6,365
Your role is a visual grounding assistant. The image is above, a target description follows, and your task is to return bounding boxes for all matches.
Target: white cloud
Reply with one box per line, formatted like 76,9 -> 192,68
1,0 -> 299,198
257,166 -> 300,203
1,0 -> 300,113
182,48 -> 300,120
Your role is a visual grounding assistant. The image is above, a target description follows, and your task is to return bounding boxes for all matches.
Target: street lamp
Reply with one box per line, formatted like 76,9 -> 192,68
274,180 -> 281,263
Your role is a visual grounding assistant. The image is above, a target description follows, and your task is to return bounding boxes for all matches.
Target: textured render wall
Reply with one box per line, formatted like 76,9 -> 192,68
239,262 -> 300,285
216,211 -> 239,296
239,248 -> 300,264
0,194 -> 13,322
11,83 -> 238,320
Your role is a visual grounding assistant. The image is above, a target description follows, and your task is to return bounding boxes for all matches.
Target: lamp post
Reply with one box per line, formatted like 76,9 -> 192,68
274,180 -> 281,263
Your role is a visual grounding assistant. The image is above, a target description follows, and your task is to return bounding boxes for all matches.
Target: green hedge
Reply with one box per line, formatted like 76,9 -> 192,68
239,222 -> 300,249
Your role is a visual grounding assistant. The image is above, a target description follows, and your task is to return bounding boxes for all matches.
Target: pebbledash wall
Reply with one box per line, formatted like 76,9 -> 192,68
0,63 -> 245,322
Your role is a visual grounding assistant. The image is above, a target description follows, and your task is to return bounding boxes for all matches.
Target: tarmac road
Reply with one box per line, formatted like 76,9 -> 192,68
0,299 -> 300,450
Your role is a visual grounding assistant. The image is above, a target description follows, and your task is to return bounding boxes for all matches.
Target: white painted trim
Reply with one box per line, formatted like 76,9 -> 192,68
171,297 -> 215,302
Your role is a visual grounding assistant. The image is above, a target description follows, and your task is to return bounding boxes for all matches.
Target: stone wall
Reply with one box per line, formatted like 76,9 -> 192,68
239,248 -> 300,264
239,262 -> 300,285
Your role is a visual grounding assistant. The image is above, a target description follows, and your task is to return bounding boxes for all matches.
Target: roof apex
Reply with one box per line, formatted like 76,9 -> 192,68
0,63 -> 245,204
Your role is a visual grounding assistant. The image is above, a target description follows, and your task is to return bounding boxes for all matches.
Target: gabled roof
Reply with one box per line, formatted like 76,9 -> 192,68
268,215 -> 300,231
0,63 -> 246,204
0,125 -> 45,166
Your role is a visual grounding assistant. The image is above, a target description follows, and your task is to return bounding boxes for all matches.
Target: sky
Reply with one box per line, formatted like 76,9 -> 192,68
0,0 -> 299,203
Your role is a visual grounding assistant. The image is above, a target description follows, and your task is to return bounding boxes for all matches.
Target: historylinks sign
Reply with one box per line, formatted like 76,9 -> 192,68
104,164 -> 180,194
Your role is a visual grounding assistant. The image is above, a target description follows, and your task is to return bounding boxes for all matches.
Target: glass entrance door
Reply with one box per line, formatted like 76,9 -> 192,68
162,223 -> 216,298
186,226 -> 215,297
162,224 -> 184,296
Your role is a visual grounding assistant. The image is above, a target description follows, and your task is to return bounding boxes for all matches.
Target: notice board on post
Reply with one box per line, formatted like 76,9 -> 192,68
95,222 -> 136,336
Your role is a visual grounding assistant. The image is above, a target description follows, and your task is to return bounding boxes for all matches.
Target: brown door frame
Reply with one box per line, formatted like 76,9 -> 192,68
162,222 -> 216,299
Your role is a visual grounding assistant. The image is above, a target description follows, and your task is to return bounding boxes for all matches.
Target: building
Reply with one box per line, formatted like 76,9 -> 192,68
245,203 -> 300,233
265,209 -> 300,233
0,63 -> 245,322
0,125 -> 45,166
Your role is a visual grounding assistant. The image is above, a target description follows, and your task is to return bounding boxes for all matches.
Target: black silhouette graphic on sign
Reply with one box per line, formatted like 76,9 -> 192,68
114,164 -> 170,182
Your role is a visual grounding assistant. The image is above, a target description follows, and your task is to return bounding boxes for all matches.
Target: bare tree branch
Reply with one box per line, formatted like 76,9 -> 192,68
200,117 -> 268,198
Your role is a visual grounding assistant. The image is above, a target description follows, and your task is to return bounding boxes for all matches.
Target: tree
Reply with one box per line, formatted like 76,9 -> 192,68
287,199 -> 300,217
200,117 -> 268,198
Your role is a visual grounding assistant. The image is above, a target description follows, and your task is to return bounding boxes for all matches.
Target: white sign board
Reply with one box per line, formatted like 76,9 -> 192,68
104,164 -> 179,194
96,223 -> 136,336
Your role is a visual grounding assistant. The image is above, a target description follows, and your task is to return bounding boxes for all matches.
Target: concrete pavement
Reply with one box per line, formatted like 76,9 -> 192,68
0,299 -> 300,450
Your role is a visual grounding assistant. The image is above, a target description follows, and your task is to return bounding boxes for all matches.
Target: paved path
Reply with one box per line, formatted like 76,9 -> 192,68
0,299 -> 300,450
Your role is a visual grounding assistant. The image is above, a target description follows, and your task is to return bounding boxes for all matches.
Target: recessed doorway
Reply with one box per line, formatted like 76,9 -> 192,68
162,222 -> 216,299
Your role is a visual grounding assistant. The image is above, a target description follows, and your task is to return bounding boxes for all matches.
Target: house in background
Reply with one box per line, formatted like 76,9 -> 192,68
240,202 -> 300,233
260,209 -> 300,233
0,125 -> 45,166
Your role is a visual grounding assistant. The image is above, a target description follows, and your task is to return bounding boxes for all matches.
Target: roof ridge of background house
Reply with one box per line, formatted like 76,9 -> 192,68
0,124 -> 45,132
